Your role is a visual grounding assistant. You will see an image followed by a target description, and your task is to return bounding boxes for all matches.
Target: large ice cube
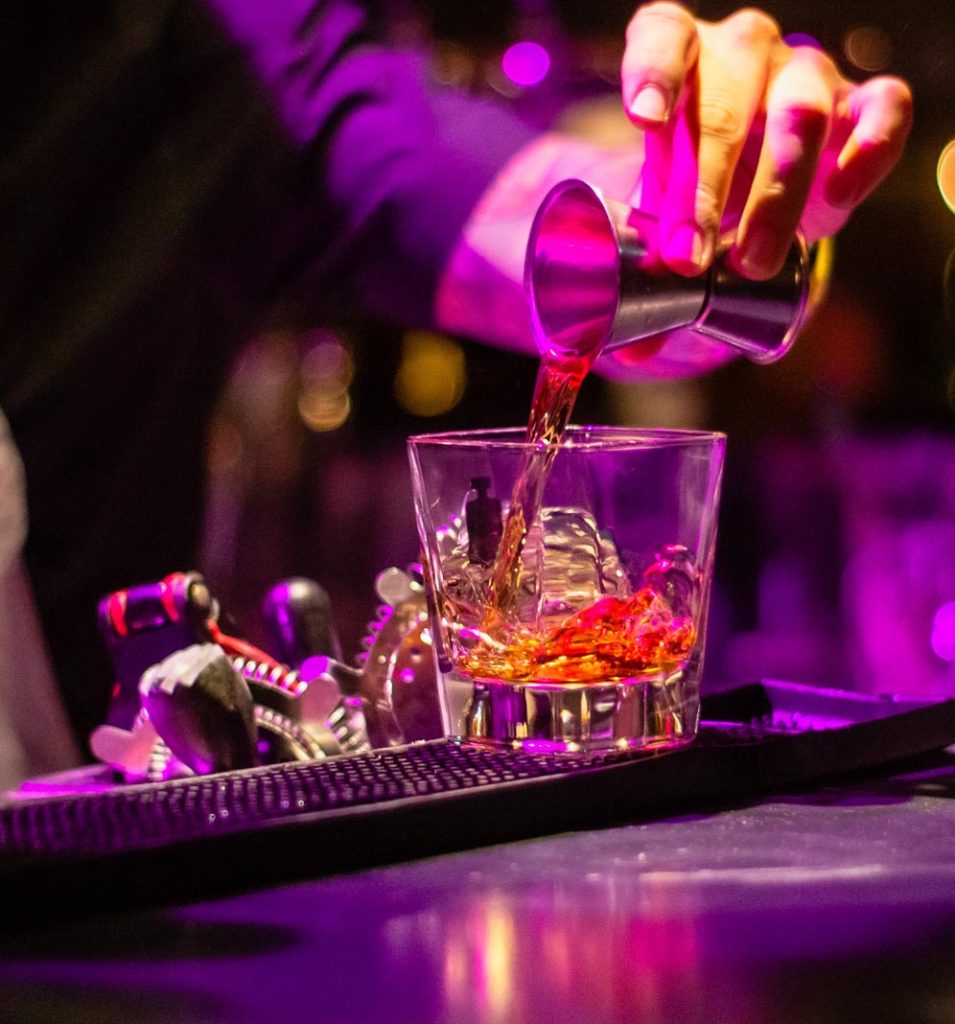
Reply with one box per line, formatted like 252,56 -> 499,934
521,507 -> 629,627
439,505 -> 630,633
500,506 -> 630,629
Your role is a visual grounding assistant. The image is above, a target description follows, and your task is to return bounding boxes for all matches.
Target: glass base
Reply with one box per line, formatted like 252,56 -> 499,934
441,670 -> 699,754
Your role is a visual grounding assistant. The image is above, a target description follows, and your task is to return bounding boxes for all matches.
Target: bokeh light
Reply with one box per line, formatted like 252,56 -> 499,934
394,332 -> 466,417
501,40 -> 550,87
937,140 -> 955,215
843,25 -> 892,72
297,330 -> 354,432
931,602 -> 955,661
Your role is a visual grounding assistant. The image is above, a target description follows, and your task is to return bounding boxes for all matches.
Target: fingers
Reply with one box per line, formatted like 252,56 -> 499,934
734,70 -> 912,274
732,48 -> 836,278
659,9 -> 779,274
825,75 -> 913,209
622,2 -> 698,126
623,4 -> 912,281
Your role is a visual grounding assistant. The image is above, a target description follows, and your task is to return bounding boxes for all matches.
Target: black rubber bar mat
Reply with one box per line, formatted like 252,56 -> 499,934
2,680 -> 954,922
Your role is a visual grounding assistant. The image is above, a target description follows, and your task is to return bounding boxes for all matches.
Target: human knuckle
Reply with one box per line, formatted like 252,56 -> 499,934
697,95 -> 746,145
724,7 -> 779,46
628,1 -> 693,38
874,75 -> 914,117
799,46 -> 838,80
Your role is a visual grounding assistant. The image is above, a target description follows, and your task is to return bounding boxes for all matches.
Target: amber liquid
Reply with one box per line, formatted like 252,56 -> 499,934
462,587 -> 696,685
462,354 -> 697,687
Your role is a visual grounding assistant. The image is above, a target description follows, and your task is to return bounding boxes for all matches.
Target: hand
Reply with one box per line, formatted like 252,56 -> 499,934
621,2 -> 912,278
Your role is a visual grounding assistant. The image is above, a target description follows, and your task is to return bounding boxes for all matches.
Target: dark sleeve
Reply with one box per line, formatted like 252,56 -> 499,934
209,0 -> 539,327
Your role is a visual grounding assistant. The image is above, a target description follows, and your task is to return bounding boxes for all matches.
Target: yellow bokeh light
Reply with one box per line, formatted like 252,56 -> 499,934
298,383 -> 351,432
394,332 -> 467,417
937,140 -> 955,215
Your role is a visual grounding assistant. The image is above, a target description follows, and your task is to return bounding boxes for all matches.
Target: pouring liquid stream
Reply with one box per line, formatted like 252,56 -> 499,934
483,352 -> 592,624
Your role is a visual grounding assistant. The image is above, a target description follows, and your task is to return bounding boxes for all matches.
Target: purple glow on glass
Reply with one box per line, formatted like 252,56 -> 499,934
931,602 -> 955,660
501,41 -> 551,87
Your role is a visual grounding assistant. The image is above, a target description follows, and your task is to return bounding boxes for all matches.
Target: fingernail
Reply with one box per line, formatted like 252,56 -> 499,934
737,226 -> 778,279
665,223 -> 706,273
629,84 -> 669,125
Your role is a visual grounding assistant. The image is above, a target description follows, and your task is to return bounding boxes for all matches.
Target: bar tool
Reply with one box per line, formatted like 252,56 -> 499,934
312,565 -> 442,747
261,576 -> 369,755
93,572 -> 358,781
138,644 -> 260,775
90,566 -> 447,783
98,571 -> 216,730
262,577 -> 342,665
525,178 -> 830,366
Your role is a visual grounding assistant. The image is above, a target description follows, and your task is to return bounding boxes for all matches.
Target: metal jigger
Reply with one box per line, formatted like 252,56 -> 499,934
526,178 -> 824,365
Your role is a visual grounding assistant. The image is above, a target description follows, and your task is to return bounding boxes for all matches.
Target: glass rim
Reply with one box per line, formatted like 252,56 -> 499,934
407,424 -> 726,450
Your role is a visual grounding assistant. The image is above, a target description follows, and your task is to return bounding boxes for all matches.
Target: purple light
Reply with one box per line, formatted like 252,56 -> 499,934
299,654 -> 331,680
784,32 -> 823,50
931,602 -> 955,661
501,41 -> 550,87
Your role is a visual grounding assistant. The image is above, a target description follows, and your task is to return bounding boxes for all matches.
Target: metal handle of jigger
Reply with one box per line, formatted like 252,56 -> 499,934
525,178 -> 829,366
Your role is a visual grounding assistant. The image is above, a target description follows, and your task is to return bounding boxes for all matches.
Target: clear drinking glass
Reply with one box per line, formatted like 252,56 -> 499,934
408,426 -> 726,753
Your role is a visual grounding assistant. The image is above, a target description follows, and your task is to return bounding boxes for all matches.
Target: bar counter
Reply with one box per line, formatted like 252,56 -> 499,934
3,745 -> 955,1024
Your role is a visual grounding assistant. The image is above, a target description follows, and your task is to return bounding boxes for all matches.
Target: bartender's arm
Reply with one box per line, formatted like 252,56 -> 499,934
436,2 -> 912,375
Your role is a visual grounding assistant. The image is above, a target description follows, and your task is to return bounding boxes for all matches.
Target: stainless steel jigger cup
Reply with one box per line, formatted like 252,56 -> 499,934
526,178 -> 820,365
